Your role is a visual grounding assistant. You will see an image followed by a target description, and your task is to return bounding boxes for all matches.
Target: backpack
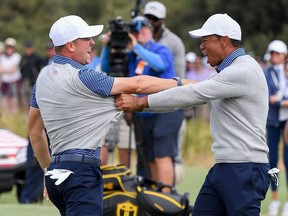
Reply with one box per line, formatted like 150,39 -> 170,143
101,164 -> 193,216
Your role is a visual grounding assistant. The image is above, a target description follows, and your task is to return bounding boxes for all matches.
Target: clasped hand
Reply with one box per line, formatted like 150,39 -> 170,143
114,94 -> 140,112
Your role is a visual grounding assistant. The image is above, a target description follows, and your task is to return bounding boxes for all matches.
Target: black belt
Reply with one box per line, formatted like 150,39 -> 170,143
51,154 -> 101,167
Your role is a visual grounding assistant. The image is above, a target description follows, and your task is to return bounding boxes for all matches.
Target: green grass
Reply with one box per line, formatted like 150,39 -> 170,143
0,165 -> 285,216
176,166 -> 288,216
0,188 -> 58,216
0,111 -> 286,216
0,166 -> 203,216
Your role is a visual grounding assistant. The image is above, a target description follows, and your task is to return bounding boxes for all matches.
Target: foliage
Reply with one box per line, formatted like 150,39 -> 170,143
183,119 -> 214,166
0,0 -> 287,58
0,110 -> 28,137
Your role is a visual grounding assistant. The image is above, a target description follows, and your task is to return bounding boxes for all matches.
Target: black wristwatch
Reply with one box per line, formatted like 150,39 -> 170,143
172,77 -> 182,86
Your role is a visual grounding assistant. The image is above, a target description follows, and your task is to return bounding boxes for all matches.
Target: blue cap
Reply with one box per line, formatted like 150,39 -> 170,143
132,16 -> 152,32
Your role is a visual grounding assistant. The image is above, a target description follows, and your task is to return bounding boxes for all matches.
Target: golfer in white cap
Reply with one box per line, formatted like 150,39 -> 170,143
28,15 -> 194,215
115,13 -> 274,216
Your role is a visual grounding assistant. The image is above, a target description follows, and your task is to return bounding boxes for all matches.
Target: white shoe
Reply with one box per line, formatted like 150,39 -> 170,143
282,202 -> 288,216
269,200 -> 281,216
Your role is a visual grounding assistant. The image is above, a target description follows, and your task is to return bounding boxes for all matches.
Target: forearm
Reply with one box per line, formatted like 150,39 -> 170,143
135,76 -> 178,94
147,84 -> 204,109
28,107 -> 51,170
114,82 -> 199,112
133,76 -> 195,94
134,44 -> 165,71
4,65 -> 18,74
29,130 -> 51,169
112,75 -> 196,96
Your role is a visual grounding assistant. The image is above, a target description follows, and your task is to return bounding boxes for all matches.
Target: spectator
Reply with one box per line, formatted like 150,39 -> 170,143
98,34 -> 137,168
264,40 -> 288,216
86,46 -> 100,70
185,51 -> 196,72
101,16 -> 182,189
20,41 -> 47,204
20,40 -> 44,111
0,37 -> 21,114
43,41 -> 55,66
143,1 -> 185,79
185,53 -> 212,81
115,13 -> 272,216
143,0 -> 186,185
184,52 -> 212,121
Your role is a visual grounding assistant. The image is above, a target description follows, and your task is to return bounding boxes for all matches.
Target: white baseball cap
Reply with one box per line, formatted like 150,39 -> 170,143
189,13 -> 241,41
143,1 -> 166,19
185,52 -> 197,63
49,15 -> 104,46
5,37 -> 17,47
267,40 -> 287,54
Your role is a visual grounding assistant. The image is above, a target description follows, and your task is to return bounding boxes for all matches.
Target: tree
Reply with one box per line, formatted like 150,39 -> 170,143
0,0 -> 287,59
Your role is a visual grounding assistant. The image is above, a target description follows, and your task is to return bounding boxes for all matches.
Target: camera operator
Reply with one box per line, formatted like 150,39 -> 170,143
143,1 -> 186,184
98,23 -> 137,168
100,16 -> 183,190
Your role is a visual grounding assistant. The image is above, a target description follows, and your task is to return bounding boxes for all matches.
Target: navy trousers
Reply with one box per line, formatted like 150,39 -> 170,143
46,159 -> 102,216
192,162 -> 270,216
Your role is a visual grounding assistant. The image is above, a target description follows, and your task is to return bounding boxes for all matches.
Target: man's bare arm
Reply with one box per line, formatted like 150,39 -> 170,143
110,75 -> 195,95
28,107 -> 51,170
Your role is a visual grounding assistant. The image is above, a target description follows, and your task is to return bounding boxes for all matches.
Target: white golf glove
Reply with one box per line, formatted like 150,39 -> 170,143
268,167 -> 280,186
45,169 -> 74,185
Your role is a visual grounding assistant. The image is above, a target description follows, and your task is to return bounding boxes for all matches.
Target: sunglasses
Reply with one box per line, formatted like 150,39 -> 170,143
145,15 -> 159,22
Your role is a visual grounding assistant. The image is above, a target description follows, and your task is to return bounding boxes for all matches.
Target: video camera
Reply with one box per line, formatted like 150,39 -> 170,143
109,17 -> 136,49
107,0 -> 143,77
108,17 -> 137,77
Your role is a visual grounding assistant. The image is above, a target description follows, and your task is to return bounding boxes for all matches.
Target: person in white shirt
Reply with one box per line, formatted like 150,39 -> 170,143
0,37 -> 21,114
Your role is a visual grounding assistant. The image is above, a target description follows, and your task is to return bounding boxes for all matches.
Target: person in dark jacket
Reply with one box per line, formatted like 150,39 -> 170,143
20,40 -> 45,204
20,40 -> 44,111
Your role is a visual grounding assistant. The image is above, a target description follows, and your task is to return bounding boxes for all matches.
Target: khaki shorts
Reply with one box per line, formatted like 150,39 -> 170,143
118,117 -> 136,149
103,116 -> 136,150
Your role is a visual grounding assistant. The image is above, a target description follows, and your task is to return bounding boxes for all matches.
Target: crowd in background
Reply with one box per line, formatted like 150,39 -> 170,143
0,38 -> 55,114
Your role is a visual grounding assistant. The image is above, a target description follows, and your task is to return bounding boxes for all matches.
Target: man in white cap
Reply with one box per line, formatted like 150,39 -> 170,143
115,13 -> 273,215
28,15 -> 194,215
264,39 -> 288,216
143,1 -> 185,79
143,0 -> 186,185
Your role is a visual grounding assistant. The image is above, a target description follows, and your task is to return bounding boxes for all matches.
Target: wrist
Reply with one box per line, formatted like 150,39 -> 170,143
172,77 -> 182,86
43,167 -> 48,174
136,96 -> 148,111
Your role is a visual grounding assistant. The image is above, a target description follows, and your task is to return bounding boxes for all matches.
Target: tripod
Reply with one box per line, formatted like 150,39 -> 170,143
105,116 -> 134,168
104,114 -> 151,179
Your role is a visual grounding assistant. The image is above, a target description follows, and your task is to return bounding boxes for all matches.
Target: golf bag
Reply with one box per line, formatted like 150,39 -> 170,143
102,164 -> 193,216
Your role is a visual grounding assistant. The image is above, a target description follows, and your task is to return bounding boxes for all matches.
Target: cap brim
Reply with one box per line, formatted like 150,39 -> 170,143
188,28 -> 214,38
79,25 -> 104,38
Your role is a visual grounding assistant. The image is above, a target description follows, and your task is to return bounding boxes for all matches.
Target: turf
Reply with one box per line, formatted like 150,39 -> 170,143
0,166 -> 284,216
